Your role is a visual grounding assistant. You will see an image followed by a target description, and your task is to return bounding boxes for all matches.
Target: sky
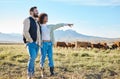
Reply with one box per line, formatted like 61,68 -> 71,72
0,0 -> 120,38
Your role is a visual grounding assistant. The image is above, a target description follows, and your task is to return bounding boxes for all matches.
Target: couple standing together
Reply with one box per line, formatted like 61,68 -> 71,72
23,6 -> 73,79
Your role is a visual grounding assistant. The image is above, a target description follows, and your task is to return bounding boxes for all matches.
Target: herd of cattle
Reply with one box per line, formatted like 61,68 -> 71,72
55,41 -> 120,50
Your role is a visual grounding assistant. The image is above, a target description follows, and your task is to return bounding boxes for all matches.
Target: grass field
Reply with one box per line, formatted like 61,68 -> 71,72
0,45 -> 120,79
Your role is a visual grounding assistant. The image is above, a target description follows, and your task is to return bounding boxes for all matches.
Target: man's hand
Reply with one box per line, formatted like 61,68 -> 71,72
67,24 -> 73,27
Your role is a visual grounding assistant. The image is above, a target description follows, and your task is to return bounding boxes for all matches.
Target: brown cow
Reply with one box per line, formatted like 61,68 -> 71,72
75,41 -> 91,48
91,43 -> 102,49
100,42 -> 109,50
91,42 -> 109,50
55,42 -> 68,48
111,41 -> 120,49
66,42 -> 75,48
71,43 -> 75,48
111,43 -> 118,49
114,41 -> 120,47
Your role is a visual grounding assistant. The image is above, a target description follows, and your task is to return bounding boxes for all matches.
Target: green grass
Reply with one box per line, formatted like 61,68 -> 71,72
0,45 -> 120,79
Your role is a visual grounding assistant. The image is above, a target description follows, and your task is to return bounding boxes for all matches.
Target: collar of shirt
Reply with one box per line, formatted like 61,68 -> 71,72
41,24 -> 47,27
30,16 -> 38,21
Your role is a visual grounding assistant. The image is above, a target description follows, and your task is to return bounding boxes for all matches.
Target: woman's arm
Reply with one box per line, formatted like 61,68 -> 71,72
48,23 -> 73,30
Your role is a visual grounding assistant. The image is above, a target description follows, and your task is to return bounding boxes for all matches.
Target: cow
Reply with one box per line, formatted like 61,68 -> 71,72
114,41 -> 120,47
111,41 -> 120,49
55,42 -> 68,48
66,42 -> 75,48
111,43 -> 118,49
91,42 -> 109,50
75,41 -> 91,48
100,42 -> 109,50
71,43 -> 75,48
91,43 -> 102,49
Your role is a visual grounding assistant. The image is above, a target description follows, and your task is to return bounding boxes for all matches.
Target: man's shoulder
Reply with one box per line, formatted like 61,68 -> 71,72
23,17 -> 30,23
24,17 -> 30,20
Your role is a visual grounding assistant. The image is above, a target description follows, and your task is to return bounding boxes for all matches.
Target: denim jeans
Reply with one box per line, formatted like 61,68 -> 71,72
40,41 -> 54,68
27,42 -> 39,76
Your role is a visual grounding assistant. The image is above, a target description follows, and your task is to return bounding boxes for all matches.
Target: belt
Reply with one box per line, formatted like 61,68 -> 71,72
42,40 -> 51,42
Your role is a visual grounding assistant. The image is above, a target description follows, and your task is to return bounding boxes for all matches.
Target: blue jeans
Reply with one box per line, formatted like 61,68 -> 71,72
40,41 -> 54,68
27,42 -> 39,76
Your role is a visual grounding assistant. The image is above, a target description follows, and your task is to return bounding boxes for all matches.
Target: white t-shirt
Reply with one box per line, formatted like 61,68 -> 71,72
41,24 -> 51,40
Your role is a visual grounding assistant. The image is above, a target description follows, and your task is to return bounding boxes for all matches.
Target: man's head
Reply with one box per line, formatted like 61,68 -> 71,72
29,6 -> 39,18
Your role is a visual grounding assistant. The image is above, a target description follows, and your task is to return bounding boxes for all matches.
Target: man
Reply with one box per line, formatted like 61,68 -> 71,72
23,6 -> 41,79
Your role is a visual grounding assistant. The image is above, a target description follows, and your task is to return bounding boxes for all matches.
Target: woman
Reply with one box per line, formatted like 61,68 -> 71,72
38,13 -> 73,77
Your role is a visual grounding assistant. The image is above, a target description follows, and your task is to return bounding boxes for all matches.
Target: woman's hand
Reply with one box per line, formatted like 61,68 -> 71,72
67,24 -> 73,27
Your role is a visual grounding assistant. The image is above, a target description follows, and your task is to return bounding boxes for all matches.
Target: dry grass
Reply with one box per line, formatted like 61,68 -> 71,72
0,45 -> 120,79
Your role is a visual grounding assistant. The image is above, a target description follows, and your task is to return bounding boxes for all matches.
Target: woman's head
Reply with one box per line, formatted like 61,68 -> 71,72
38,13 -> 48,24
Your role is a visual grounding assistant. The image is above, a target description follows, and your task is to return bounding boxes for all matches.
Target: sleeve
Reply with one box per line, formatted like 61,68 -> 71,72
23,18 -> 33,43
48,23 -> 68,30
